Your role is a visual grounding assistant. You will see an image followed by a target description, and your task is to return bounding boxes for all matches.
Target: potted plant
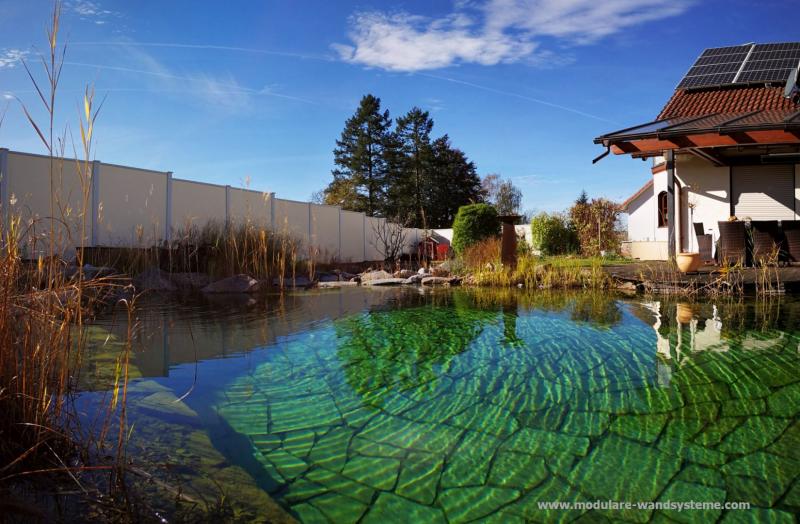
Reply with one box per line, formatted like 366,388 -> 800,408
676,197 -> 701,273
676,251 -> 701,273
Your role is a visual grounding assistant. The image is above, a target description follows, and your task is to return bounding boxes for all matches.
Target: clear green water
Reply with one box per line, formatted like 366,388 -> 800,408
81,289 -> 800,522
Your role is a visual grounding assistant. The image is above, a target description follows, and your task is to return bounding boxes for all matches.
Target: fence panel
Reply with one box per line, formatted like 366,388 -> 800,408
171,179 -> 226,233
365,216 -> 387,261
273,198 -> 310,246
96,164 -> 168,246
6,152 -> 90,256
340,210 -> 365,262
228,187 -> 272,227
309,204 -> 340,261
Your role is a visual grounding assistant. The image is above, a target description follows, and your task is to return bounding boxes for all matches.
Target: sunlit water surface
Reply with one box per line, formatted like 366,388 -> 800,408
78,288 -> 800,523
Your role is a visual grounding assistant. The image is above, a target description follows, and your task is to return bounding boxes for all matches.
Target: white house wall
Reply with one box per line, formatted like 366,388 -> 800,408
675,155 -> 730,252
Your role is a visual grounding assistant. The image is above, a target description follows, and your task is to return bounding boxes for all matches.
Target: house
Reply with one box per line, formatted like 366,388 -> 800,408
596,42 -> 800,261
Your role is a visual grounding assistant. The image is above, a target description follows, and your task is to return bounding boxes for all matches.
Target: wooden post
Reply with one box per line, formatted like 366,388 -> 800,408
666,150 -> 676,259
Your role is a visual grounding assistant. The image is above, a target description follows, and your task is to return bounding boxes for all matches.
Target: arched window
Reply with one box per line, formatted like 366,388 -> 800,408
657,191 -> 669,228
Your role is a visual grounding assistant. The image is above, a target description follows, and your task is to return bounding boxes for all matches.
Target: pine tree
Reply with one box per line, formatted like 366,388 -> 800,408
393,107 -> 434,227
325,94 -> 393,216
428,135 -> 483,228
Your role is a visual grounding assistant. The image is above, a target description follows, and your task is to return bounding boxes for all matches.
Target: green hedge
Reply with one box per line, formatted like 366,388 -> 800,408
530,212 -> 577,255
452,204 -> 500,254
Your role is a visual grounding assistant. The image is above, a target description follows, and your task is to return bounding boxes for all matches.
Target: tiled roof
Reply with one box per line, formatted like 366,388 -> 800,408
658,86 -> 798,119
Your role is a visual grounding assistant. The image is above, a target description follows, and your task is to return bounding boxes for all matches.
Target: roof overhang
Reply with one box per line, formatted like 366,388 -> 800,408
595,109 -> 800,158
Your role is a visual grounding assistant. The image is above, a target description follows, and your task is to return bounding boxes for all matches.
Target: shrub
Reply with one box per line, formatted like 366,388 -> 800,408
452,203 -> 499,254
462,237 -> 501,269
569,197 -> 623,256
530,212 -> 576,255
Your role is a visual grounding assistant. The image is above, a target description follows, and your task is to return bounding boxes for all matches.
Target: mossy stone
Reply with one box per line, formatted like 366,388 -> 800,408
502,428 -> 589,457
341,455 -> 400,490
438,486 -> 520,524
657,480 -> 725,523
568,435 -> 682,522
717,416 -> 790,455
396,452 -> 444,505
487,450 -> 548,490
362,493 -> 446,524
609,413 -> 667,443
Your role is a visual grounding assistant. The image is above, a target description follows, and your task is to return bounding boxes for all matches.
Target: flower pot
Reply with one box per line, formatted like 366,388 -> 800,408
676,252 -> 701,273
676,302 -> 695,324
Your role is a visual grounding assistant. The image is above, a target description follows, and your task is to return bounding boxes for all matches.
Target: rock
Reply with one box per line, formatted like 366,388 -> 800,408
421,276 -> 450,286
402,274 -> 425,285
417,267 -> 430,275
169,272 -> 210,291
65,263 -> 117,281
318,281 -> 359,288
363,278 -> 406,286
202,274 -> 260,294
431,267 -> 450,277
616,281 -> 637,292
393,269 -> 415,279
133,268 -> 177,292
448,277 -> 462,286
361,270 -> 393,282
334,270 -> 358,281
271,276 -> 312,288
317,272 -> 340,282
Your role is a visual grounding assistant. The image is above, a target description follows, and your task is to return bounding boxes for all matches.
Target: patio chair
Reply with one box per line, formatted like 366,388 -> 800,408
750,220 -> 783,265
717,221 -> 746,266
693,223 -> 713,263
783,221 -> 800,264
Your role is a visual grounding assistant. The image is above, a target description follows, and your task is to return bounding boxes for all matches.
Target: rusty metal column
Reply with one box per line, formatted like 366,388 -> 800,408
666,150 -> 676,259
499,215 -> 520,269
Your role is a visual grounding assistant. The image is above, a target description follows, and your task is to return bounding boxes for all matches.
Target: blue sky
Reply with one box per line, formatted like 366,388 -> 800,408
0,0 -> 797,213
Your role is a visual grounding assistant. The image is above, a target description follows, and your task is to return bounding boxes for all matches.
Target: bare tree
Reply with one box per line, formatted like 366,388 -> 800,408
370,217 -> 408,262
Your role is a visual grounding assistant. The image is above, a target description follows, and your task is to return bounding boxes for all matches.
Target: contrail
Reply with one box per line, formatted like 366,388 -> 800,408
62,61 -> 317,104
69,41 -> 331,62
418,72 -> 618,124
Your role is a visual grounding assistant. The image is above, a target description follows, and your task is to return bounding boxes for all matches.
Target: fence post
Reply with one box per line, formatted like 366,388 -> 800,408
165,171 -> 173,243
225,185 -> 231,228
0,148 -> 8,237
308,202 -> 312,247
90,160 -> 100,246
363,213 -> 367,262
269,192 -> 276,231
338,207 -> 342,261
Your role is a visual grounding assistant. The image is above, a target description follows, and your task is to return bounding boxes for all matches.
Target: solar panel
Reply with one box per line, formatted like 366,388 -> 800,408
676,42 -> 800,90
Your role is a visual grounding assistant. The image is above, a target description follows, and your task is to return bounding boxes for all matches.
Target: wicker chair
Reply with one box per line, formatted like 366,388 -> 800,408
783,221 -> 800,264
693,223 -> 713,263
750,221 -> 783,265
717,221 -> 746,266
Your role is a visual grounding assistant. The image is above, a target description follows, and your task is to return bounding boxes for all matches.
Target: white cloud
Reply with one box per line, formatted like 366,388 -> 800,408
333,11 -> 534,71
0,49 -> 28,70
335,0 -> 692,71
65,1 -> 117,23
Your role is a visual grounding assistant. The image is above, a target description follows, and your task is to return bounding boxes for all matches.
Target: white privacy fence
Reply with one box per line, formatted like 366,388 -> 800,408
0,149 -> 424,262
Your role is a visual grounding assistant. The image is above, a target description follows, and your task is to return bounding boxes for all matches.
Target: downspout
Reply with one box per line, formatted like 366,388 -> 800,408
666,150 -> 676,259
592,146 -> 611,164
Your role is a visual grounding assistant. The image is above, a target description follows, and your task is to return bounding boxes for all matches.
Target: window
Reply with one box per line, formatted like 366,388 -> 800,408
657,191 -> 669,228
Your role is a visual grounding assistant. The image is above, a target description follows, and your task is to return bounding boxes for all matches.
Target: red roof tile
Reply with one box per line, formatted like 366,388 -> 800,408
658,86 -> 798,119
